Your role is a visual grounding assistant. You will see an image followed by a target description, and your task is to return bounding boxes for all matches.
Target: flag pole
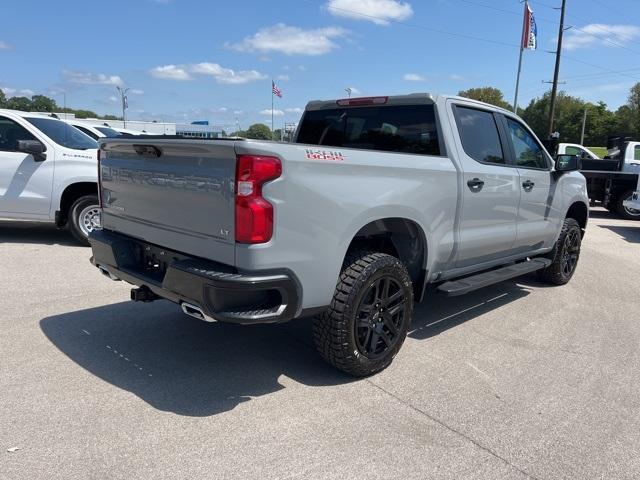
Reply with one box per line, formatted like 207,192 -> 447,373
271,79 -> 274,133
513,0 -> 528,113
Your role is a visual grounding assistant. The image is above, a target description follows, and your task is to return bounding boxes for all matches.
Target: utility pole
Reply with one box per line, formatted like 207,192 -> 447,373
580,107 -> 587,145
116,86 -> 130,128
548,0 -> 567,138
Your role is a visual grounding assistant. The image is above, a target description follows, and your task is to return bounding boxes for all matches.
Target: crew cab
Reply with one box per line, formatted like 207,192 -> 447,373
89,94 -> 589,376
0,109 -> 100,243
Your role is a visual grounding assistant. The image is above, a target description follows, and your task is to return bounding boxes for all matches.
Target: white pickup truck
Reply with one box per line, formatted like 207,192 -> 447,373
0,109 -> 100,243
557,143 -> 600,160
89,94 -> 589,376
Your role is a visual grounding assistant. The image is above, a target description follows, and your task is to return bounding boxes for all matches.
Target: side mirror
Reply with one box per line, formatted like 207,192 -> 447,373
17,140 -> 47,161
555,154 -> 581,173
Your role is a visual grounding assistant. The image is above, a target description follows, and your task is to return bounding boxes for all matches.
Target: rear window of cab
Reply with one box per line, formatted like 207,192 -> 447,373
296,105 -> 441,156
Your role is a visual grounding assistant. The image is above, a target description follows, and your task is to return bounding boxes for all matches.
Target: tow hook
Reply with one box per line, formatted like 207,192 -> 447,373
130,286 -> 159,302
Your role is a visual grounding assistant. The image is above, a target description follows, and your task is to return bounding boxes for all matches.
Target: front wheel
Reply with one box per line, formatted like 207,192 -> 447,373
313,251 -> 414,377
537,217 -> 582,285
68,194 -> 100,245
616,190 -> 640,220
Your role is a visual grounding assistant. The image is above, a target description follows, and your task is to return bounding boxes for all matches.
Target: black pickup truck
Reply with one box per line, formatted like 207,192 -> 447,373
580,136 -> 640,220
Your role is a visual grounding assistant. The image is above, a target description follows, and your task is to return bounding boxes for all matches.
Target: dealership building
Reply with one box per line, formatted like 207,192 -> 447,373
53,112 -> 223,138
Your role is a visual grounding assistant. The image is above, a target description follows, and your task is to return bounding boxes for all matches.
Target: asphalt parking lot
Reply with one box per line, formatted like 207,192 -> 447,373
1,209 -> 639,480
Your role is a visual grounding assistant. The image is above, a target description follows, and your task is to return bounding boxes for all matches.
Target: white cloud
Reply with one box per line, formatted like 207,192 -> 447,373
130,88 -> 145,95
150,65 -> 192,80
285,107 -> 304,113
189,62 -> 266,84
62,70 -> 124,86
218,107 -> 228,112
564,24 -> 640,50
108,95 -> 119,103
0,41 -> 12,51
326,0 -> 413,25
260,109 -> 285,116
450,74 -> 464,81
233,110 -> 244,115
277,74 -> 290,81
403,73 -> 425,81
298,65 -> 307,71
150,62 -> 266,84
227,24 -> 347,56
1,86 -> 35,97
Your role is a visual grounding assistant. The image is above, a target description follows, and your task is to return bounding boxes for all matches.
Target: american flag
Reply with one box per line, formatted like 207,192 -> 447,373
272,81 -> 282,98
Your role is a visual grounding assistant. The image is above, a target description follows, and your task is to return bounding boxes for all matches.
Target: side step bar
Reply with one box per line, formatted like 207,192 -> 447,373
437,258 -> 552,297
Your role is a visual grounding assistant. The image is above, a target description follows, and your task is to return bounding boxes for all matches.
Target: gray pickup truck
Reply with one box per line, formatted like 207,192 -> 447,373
89,93 -> 589,376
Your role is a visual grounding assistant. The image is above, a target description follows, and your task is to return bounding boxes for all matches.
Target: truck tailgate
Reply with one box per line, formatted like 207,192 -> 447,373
99,139 -> 237,265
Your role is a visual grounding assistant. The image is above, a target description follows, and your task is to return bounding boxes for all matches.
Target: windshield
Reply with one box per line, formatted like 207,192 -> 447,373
26,117 -> 98,150
96,126 -> 123,138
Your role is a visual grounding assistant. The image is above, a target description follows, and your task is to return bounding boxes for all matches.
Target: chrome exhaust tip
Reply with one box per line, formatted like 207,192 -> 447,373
98,265 -> 120,281
181,302 -> 217,323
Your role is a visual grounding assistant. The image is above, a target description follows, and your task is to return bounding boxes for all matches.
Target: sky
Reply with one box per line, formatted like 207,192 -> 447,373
1,0 -> 639,131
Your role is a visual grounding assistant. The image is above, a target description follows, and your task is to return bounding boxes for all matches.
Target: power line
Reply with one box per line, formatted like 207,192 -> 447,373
463,0 -> 640,55
562,53 -> 640,82
310,0 -> 521,49
534,0 -> 640,48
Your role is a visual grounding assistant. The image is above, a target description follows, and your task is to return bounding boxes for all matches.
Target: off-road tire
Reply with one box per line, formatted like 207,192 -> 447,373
537,217 -> 582,285
68,194 -> 100,245
313,251 -> 414,377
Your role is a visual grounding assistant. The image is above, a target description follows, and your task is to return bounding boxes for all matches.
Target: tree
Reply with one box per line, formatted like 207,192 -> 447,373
272,129 -> 283,141
623,83 -> 640,138
0,90 -> 6,108
244,123 -> 272,140
30,95 -> 57,112
5,96 -> 32,111
458,87 -> 511,110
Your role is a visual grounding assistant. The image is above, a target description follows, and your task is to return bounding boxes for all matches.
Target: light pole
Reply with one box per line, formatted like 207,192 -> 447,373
116,86 -> 130,127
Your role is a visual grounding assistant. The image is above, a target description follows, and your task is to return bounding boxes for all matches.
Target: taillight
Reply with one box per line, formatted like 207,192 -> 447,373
97,148 -> 102,207
336,96 -> 388,106
235,154 -> 282,244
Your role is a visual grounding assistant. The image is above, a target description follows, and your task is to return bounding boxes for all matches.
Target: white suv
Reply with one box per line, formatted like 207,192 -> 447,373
0,109 -> 100,244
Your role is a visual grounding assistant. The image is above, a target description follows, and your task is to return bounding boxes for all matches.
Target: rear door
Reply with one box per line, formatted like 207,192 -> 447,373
501,115 -> 561,251
0,115 -> 54,217
449,103 -> 520,268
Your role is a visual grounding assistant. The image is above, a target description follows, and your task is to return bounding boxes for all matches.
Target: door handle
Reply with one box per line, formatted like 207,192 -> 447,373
467,178 -> 485,192
522,180 -> 535,191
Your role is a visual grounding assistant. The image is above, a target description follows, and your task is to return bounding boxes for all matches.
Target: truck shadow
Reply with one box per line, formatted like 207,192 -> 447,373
599,224 -> 640,244
40,300 -> 345,417
0,221 -> 79,246
40,279 -> 534,417
409,280 -> 531,340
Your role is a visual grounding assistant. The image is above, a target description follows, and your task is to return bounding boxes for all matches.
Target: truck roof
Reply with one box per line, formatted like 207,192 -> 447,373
304,93 -> 515,116
0,108 -> 53,119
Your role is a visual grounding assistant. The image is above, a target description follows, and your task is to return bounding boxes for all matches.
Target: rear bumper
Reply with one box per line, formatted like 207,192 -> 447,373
89,229 -> 301,324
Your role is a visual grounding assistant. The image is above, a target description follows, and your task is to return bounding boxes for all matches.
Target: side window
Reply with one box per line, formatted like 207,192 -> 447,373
635,145 -> 640,161
454,106 -> 505,165
565,146 -> 582,156
0,116 -> 36,152
506,118 -> 548,169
